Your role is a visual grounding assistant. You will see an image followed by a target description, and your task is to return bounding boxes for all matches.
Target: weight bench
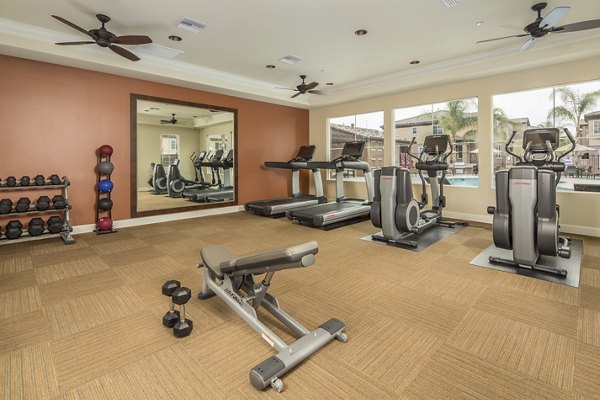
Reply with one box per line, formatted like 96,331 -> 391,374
198,241 -> 347,392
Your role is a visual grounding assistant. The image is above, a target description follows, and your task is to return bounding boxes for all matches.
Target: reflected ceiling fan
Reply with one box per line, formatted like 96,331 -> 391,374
160,114 -> 179,125
477,2 -> 600,52
51,14 -> 152,61
279,75 -> 326,98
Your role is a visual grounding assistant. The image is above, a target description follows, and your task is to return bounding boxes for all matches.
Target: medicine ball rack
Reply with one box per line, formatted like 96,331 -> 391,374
0,176 -> 75,245
95,151 -> 117,235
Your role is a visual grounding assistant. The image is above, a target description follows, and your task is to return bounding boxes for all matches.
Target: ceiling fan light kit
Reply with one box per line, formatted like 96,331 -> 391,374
477,2 -> 600,52
51,14 -> 152,61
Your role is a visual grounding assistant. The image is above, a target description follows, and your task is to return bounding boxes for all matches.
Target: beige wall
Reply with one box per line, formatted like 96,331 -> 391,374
310,56 -> 600,235
136,124 -> 201,189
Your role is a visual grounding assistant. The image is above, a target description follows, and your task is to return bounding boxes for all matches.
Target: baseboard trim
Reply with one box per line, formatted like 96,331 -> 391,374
444,211 -> 600,237
72,205 -> 245,234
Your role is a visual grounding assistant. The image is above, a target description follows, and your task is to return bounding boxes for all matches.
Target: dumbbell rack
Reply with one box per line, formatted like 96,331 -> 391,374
95,153 -> 117,235
0,176 -> 75,245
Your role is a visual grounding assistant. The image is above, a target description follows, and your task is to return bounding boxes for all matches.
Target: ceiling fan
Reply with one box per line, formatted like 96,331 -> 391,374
477,2 -> 600,52
279,75 -> 326,98
51,14 -> 152,61
160,114 -> 179,125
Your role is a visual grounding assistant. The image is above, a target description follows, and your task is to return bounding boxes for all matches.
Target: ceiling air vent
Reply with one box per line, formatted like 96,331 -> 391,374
176,17 -> 208,33
441,0 -> 462,7
278,55 -> 303,65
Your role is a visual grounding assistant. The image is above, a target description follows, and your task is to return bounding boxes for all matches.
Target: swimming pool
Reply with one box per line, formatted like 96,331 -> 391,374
446,177 -> 479,187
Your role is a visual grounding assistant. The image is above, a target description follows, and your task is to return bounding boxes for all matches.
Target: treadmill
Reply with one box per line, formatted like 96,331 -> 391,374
286,141 -> 374,227
244,145 -> 326,217
186,150 -> 234,202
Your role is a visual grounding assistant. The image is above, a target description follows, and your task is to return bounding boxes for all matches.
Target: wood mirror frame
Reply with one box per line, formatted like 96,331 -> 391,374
130,93 -> 238,218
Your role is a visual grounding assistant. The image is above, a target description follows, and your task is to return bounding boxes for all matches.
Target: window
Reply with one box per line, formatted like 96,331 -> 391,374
393,97 -> 478,187
593,120 -> 600,135
160,134 -> 179,166
328,111 -> 384,180
492,79 -> 600,193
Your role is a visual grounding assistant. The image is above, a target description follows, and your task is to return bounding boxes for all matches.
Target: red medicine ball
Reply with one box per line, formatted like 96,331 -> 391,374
96,217 -> 113,231
98,145 -> 114,156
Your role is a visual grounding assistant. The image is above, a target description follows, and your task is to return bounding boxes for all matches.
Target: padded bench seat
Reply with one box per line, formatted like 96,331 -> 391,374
201,241 -> 319,278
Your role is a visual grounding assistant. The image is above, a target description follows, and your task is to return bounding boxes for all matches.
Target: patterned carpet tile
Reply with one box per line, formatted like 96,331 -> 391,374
474,284 -> 579,338
0,309 -> 50,355
404,346 -> 571,400
573,343 -> 600,398
38,269 -> 125,306
0,343 -> 59,400
0,286 -> 41,321
578,308 -> 600,347
447,309 -> 576,390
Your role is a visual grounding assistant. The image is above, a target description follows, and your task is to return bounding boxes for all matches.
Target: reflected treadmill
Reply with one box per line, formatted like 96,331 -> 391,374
244,145 -> 326,217
187,150 -> 234,202
286,141 -> 374,228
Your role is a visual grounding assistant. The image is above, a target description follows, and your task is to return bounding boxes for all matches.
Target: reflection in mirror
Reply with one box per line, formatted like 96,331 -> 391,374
131,95 -> 236,217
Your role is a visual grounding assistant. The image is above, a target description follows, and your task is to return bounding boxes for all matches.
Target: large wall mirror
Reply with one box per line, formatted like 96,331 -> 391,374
130,94 -> 237,217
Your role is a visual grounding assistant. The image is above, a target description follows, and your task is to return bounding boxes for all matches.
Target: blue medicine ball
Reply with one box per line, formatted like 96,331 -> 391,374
98,179 -> 114,193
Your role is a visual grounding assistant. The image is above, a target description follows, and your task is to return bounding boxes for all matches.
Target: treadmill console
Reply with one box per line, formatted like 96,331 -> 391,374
522,128 -> 559,151
294,145 -> 316,162
341,141 -> 365,160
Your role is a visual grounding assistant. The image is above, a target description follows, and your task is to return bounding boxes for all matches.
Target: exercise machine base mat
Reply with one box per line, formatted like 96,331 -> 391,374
470,239 -> 583,288
361,224 -> 466,253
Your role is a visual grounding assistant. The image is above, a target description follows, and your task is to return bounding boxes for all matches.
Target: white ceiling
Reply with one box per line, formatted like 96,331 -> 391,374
1,0 -> 599,108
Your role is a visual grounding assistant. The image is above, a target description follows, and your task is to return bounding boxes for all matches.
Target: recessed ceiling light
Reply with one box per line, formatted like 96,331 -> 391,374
355,29 -> 368,36
279,55 -> 303,64
476,21 -> 484,26
168,35 -> 182,41
409,60 -> 420,65
266,64 -> 276,69
326,82 -> 334,85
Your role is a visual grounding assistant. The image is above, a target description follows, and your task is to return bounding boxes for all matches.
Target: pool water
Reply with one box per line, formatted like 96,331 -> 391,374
446,177 -> 479,187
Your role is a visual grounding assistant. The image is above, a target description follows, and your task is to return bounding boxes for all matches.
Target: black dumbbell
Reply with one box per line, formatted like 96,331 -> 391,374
35,196 -> 50,211
5,220 -> 23,239
34,175 -> 45,186
162,280 -> 181,328
6,176 -> 16,187
52,195 -> 67,209
15,197 -> 31,212
47,216 -> 63,234
172,287 -> 193,338
49,174 -> 61,185
28,218 -> 45,236
0,199 -> 13,214
20,176 -> 30,186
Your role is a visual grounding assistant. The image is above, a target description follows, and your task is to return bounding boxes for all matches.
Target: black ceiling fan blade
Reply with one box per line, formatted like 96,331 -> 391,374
477,33 -> 530,43
276,87 -> 297,91
109,44 -> 140,61
291,92 -> 302,99
554,19 -> 600,33
51,15 -> 96,39
308,90 -> 327,95
112,35 -> 153,45
304,82 -> 319,90
55,41 -> 96,45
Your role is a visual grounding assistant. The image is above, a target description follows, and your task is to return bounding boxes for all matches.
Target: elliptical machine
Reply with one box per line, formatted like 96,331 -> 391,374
148,163 -> 168,195
487,127 -> 575,276
371,134 -> 466,247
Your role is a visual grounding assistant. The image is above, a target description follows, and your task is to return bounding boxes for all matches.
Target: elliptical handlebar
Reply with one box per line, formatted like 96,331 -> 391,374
558,128 -> 576,162
505,130 -> 523,163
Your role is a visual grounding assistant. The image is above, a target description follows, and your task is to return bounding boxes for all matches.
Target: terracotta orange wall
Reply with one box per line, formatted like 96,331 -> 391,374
0,55 -> 309,225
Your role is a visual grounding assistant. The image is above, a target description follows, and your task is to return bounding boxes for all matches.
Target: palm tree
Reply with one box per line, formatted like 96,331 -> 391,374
492,107 -> 519,142
437,100 -> 478,141
547,87 -> 600,138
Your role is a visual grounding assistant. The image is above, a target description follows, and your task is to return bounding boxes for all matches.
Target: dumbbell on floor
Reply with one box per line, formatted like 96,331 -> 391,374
162,280 -> 181,328
172,287 -> 193,338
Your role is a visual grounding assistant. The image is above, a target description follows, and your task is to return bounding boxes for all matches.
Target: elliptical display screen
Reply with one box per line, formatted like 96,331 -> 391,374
522,128 -> 559,151
341,141 -> 365,158
423,135 -> 449,155
296,145 -> 316,161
